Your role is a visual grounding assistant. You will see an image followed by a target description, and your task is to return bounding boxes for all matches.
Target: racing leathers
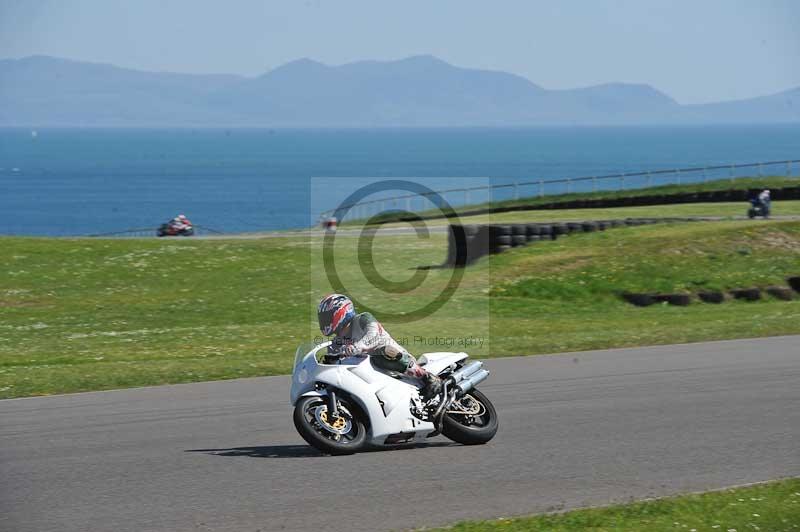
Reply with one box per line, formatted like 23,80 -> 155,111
329,312 -> 440,398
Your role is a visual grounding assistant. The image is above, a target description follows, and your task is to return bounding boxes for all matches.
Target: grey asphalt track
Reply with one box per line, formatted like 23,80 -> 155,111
2,336 -> 799,532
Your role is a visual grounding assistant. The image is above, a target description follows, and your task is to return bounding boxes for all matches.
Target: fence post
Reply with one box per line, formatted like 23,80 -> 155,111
464,189 -> 469,207
566,179 -> 571,194
759,163 -> 763,177
620,174 -> 625,190
592,176 -> 597,192
676,168 -> 681,185
703,167 -> 707,183
513,182 -> 519,201
646,171 -> 652,188
730,164 -> 735,183
538,179 -> 543,197
788,161 -> 792,177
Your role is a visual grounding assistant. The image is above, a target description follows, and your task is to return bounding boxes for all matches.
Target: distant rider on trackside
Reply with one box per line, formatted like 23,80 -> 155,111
317,294 -> 442,401
749,189 -> 771,219
170,214 -> 193,232
758,189 -> 771,216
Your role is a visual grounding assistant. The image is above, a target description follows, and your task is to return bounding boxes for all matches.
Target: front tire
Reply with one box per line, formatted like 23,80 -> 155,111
442,389 -> 498,445
293,395 -> 367,455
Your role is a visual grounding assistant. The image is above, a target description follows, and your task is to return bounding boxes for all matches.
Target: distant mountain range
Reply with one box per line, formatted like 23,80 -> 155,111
1,55 -> 798,126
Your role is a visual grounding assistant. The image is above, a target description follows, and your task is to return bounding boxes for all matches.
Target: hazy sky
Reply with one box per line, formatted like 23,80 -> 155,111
1,0 -> 798,104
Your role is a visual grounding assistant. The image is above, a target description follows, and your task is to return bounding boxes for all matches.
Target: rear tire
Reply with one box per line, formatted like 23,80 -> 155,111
293,395 -> 367,455
442,389 -> 498,445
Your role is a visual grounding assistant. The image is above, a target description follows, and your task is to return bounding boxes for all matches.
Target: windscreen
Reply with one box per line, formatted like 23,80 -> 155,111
294,341 -> 331,369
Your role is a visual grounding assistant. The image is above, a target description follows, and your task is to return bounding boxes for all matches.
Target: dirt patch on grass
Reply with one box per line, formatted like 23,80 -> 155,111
0,299 -> 44,308
756,231 -> 800,252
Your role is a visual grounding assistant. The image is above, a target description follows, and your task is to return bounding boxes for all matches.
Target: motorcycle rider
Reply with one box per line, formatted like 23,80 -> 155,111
317,294 -> 442,401
169,214 -> 192,233
758,189 -> 771,216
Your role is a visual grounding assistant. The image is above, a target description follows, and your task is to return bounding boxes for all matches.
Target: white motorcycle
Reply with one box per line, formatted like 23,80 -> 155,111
290,341 -> 498,454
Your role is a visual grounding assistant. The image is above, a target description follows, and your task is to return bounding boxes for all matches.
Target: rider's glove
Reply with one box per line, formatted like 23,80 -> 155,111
340,344 -> 357,356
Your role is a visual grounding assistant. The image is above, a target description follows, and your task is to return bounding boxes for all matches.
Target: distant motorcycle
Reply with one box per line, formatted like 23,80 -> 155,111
290,341 -> 498,454
157,223 -> 194,237
747,199 -> 770,219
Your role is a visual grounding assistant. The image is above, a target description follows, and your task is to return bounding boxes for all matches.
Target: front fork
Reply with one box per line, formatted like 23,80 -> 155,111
327,388 -> 339,419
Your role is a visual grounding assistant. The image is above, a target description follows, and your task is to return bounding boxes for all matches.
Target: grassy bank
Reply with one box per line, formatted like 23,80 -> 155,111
423,478 -> 800,531
2,218 -> 800,398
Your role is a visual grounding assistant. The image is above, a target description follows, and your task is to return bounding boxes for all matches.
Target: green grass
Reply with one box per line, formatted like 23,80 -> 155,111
355,175 -> 800,226
423,478 -> 800,531
2,218 -> 800,398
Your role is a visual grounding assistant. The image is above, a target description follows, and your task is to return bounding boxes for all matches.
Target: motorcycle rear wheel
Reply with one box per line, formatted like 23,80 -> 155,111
293,395 -> 367,455
442,389 -> 498,445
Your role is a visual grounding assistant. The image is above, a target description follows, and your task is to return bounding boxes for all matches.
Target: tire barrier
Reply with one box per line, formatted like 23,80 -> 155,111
511,224 -> 527,235
446,216 -> 699,266
730,287 -> 762,301
765,286 -> 794,301
698,291 -> 726,304
620,279 -> 800,307
654,293 -> 692,306
566,222 -> 583,233
446,224 -> 491,266
552,223 -> 568,237
788,276 -> 800,293
621,292 -> 657,307
622,292 -> 692,306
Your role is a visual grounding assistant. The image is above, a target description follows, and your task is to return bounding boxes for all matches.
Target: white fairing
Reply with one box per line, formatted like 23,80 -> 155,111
290,344 -> 469,446
418,352 -> 468,376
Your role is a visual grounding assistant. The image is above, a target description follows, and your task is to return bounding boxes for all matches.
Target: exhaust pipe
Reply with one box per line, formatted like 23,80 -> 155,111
448,361 -> 483,384
456,368 -> 489,396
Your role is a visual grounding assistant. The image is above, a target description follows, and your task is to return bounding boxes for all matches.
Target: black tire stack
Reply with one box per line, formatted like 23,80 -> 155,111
511,225 -> 527,247
526,224 -> 541,242
446,216 -> 695,266
620,276 -> 800,307
488,225 -> 512,255
446,224 -> 490,266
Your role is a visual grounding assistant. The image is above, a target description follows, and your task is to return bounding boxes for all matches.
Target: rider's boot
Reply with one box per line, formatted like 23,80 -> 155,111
420,372 -> 443,403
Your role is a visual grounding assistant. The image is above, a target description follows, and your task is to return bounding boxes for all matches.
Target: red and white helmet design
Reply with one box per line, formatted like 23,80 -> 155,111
317,294 -> 355,336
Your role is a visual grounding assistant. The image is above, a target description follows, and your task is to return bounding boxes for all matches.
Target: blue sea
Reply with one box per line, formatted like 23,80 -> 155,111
1,126 -> 799,236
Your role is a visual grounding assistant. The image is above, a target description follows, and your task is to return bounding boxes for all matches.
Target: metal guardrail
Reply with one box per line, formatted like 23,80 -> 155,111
321,159 -> 800,222
87,225 -> 225,238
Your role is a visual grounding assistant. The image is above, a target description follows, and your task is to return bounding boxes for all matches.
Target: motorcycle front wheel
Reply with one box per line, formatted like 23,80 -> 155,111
442,389 -> 498,445
293,395 -> 367,455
